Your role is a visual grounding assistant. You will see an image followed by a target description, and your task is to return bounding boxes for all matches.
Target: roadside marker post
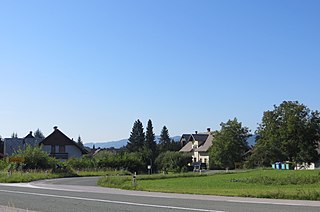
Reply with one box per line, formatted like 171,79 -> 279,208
132,172 -> 137,187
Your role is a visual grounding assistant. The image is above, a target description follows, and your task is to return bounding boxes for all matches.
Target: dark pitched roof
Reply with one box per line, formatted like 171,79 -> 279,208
40,128 -> 88,154
24,131 -> 34,139
191,134 -> 209,145
181,134 -> 192,140
179,132 -> 213,153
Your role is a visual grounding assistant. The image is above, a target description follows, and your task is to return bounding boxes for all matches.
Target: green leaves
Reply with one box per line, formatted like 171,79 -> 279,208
252,101 -> 320,166
210,118 -> 250,169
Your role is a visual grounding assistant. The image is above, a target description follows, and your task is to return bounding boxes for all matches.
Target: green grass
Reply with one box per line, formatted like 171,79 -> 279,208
0,169 -> 131,183
0,170 -> 78,183
77,169 -> 131,177
98,169 -> 320,200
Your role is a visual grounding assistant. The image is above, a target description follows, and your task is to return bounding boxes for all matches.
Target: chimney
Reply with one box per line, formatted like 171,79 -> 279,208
195,131 -> 198,134
53,126 -> 58,131
207,128 -> 211,133
29,131 -> 33,135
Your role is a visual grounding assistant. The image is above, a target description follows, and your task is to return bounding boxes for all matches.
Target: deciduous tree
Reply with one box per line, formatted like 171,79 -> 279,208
251,101 -> 320,166
210,118 -> 250,169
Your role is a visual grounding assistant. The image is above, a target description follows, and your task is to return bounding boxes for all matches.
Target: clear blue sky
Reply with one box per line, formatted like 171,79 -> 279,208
1,1 -> 319,143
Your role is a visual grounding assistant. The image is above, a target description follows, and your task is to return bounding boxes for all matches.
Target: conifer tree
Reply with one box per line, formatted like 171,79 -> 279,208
77,135 -> 84,147
127,119 -> 145,152
159,126 -> 171,153
34,129 -> 45,140
145,119 -> 158,160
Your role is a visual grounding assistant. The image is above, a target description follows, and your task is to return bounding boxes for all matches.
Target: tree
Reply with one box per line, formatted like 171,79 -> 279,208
170,139 -> 181,151
34,129 -> 45,140
155,151 -> 192,173
14,145 -> 56,170
126,119 -> 145,152
251,101 -> 320,167
210,118 -> 250,169
11,132 -> 18,138
77,135 -> 84,148
144,119 -> 158,162
0,135 -> 3,156
158,126 -> 171,153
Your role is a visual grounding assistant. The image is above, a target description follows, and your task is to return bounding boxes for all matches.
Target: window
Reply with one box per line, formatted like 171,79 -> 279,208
51,145 -> 55,153
59,145 -> 65,153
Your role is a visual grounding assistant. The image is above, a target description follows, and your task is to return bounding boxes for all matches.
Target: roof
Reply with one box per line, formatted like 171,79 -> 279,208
191,134 -> 209,146
4,132 -> 42,156
25,131 -> 35,139
179,141 -> 193,152
179,132 -> 213,153
195,133 -> 213,152
40,128 -> 88,154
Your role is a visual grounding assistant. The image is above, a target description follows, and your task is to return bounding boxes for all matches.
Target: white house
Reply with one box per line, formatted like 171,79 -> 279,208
179,128 -> 213,169
39,126 -> 88,160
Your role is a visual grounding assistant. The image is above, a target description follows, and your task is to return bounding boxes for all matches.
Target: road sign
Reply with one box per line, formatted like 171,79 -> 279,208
9,157 -> 25,163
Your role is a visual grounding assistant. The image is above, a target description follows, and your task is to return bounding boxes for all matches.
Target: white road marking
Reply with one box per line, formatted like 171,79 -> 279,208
0,189 -> 224,212
1,183 -> 319,207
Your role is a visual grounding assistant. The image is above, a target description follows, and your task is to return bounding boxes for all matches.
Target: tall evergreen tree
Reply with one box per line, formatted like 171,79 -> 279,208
34,129 -> 45,140
11,132 -> 18,138
145,119 -> 158,160
77,135 -> 84,147
127,119 -> 145,152
159,126 -> 171,153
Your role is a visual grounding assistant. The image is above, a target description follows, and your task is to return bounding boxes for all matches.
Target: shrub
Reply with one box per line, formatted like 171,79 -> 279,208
155,151 -> 192,173
13,145 -> 57,170
66,156 -> 97,170
52,162 -> 76,176
94,151 -> 145,173
0,159 -> 9,171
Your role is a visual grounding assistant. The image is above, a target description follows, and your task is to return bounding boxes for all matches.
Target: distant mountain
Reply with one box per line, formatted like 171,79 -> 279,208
85,136 -> 181,149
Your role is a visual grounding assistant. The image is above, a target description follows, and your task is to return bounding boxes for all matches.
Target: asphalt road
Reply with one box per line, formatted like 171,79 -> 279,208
0,177 -> 319,212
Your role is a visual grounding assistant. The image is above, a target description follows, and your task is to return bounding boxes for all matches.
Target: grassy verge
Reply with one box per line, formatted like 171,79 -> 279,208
0,169 -> 131,183
98,169 -> 320,200
0,170 -> 78,183
77,169 -> 131,177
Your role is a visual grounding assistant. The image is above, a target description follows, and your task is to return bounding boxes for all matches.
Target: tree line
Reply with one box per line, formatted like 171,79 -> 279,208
209,101 -> 320,169
125,119 -> 185,173
1,100 -> 319,173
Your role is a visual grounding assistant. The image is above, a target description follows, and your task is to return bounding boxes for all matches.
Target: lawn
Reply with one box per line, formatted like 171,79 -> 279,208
98,169 -> 320,200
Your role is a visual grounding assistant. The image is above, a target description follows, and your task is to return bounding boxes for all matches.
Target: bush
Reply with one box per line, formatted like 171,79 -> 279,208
155,151 -> 192,173
13,145 -> 57,170
94,151 -> 145,173
120,152 -> 145,173
0,159 -> 9,171
52,162 -> 76,176
66,156 -> 97,170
